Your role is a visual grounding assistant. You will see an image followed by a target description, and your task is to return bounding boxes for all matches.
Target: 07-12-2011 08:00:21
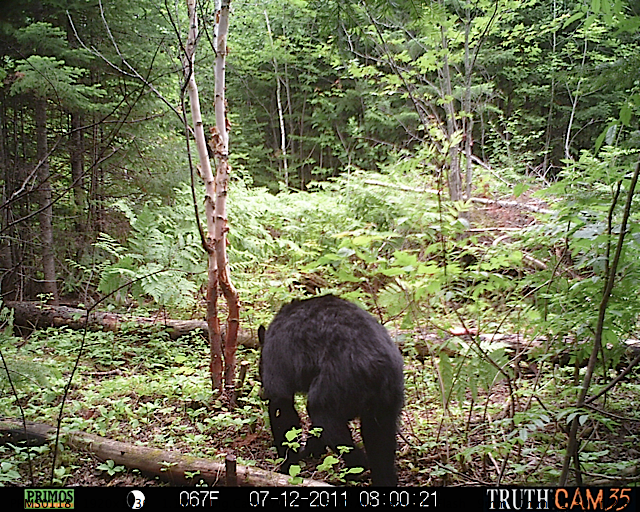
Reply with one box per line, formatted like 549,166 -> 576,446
247,489 -> 439,508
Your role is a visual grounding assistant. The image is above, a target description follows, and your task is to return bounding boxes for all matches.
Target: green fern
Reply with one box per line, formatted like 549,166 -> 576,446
0,357 -> 57,390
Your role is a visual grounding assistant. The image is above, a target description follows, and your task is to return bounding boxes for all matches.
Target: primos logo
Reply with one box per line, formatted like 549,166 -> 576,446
24,489 -> 75,509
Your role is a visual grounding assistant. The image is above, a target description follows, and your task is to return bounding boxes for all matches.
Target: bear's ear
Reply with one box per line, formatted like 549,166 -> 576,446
258,325 -> 266,346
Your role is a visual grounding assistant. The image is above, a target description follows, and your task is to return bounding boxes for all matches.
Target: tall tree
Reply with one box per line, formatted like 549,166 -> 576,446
9,23 -> 104,302
182,0 -> 239,394
34,95 -> 58,303
264,9 -> 289,187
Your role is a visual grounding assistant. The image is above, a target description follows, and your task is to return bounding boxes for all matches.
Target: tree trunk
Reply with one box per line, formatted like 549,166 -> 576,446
34,97 -> 59,304
439,24 -> 461,201
542,0 -> 558,174
213,0 -> 240,398
1,99 -> 26,300
463,12 -> 474,201
90,111 -> 104,233
0,90 -> 14,298
265,10 -> 288,187
69,112 -> 86,232
564,37 -> 588,161
183,0 -> 239,396
184,0 -> 223,393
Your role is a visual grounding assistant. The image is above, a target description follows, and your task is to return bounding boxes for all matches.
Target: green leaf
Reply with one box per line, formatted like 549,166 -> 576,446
288,464 -> 301,477
513,183 -> 529,198
336,247 -> 356,259
317,455 -> 339,472
563,11 -> 585,28
285,428 -> 302,442
619,104 -> 632,126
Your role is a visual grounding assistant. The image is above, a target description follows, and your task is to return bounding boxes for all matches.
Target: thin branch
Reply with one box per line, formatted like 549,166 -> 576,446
559,158 -> 640,485
585,352 -> 640,405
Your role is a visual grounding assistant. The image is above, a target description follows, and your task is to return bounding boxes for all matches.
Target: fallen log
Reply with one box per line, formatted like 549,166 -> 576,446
5,301 -> 257,347
0,419 -> 329,487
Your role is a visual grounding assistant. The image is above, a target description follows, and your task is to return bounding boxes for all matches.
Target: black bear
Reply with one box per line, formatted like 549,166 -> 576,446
258,294 -> 404,486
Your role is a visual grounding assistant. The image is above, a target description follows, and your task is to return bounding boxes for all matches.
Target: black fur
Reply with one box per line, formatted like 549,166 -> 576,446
258,295 -> 404,486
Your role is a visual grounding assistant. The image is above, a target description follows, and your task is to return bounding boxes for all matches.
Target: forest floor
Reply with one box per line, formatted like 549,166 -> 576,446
10,364 -> 640,488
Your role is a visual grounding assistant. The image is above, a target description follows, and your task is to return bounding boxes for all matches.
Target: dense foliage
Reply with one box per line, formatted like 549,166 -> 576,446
1,0 -> 639,488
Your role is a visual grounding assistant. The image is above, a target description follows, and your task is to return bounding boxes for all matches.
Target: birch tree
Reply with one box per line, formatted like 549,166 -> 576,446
264,9 -> 288,187
183,0 -> 239,395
